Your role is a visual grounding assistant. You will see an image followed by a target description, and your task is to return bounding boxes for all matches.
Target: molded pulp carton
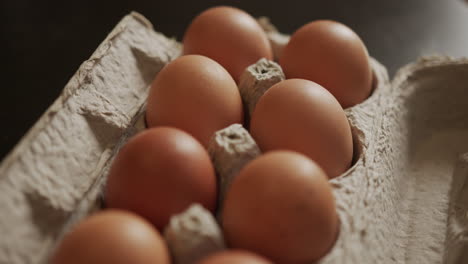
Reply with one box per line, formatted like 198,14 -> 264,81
0,12 -> 467,264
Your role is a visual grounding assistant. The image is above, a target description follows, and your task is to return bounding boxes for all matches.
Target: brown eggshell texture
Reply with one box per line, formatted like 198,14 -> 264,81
280,20 -> 372,108
222,151 -> 339,263
51,210 -> 170,264
250,79 -> 353,178
197,250 -> 272,264
105,127 -> 217,230
183,6 -> 273,82
146,55 -> 243,147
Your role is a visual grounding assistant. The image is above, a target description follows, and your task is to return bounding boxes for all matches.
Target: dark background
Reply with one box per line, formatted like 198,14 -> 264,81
2,0 -> 468,161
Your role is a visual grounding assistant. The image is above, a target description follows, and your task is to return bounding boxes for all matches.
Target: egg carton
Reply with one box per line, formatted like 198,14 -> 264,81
0,11 -> 467,264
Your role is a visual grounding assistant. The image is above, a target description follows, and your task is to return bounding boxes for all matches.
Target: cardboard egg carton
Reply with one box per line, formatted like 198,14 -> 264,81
0,12 -> 467,264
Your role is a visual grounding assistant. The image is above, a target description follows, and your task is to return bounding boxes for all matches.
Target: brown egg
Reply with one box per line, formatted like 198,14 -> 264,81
197,250 -> 272,264
280,20 -> 372,108
105,127 -> 217,230
222,151 -> 339,263
51,210 -> 170,264
146,55 -> 243,147
183,6 -> 273,82
250,79 -> 353,178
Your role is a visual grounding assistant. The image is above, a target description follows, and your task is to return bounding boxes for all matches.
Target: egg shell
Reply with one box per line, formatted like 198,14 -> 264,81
250,78 -> 353,178
50,210 -> 170,264
105,127 -> 217,230
196,250 -> 272,264
183,6 -> 273,82
1,12 -> 468,264
222,151 -> 338,263
146,55 -> 243,147
280,20 -> 373,108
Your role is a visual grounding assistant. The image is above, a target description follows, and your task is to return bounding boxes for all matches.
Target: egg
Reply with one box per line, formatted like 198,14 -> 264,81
51,210 -> 170,264
280,20 -> 373,108
183,6 -> 273,82
146,55 -> 243,147
250,79 -> 353,178
197,250 -> 272,264
105,127 -> 217,230
222,151 -> 339,263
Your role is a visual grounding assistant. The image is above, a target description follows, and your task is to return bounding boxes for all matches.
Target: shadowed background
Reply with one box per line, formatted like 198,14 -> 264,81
1,0 -> 468,160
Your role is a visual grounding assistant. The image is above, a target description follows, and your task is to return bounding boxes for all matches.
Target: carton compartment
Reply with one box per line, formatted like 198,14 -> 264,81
322,58 -> 468,264
399,62 -> 468,264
